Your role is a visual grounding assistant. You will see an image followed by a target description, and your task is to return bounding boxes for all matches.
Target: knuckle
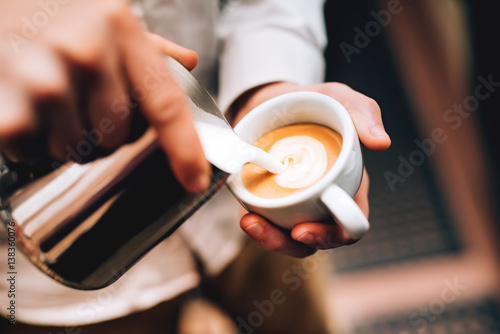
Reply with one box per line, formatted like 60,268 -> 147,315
0,92 -> 35,143
30,75 -> 68,101
144,90 -> 186,125
102,0 -> 130,21
77,42 -> 104,69
50,31 -> 104,71
101,0 -> 136,31
13,45 -> 69,97
364,97 -> 381,114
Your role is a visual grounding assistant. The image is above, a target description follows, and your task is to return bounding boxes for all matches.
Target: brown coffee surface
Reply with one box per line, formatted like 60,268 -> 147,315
241,123 -> 342,198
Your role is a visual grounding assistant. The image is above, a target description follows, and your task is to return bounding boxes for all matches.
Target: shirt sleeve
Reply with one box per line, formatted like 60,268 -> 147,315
217,0 -> 327,113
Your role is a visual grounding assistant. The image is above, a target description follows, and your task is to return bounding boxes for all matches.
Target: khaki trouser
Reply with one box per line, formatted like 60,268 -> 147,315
1,238 -> 334,334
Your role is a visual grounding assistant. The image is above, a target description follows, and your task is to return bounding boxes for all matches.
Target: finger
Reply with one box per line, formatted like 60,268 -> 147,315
290,220 -> 359,249
146,33 -> 199,71
347,95 -> 391,151
240,213 -> 316,258
84,65 -> 131,152
319,83 -> 391,151
45,14 -> 132,155
73,44 -> 132,152
4,44 -> 89,163
0,82 -> 37,162
119,20 -> 211,193
22,48 -> 85,162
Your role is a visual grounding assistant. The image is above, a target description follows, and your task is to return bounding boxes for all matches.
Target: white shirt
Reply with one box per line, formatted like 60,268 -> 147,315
0,0 -> 326,326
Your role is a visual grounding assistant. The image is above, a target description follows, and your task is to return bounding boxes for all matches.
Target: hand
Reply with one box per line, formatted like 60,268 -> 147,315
0,0 -> 210,193
231,82 -> 391,257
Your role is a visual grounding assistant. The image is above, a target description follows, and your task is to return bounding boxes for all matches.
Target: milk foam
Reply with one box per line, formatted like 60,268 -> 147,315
240,123 -> 342,199
189,99 -> 284,174
270,136 -> 328,189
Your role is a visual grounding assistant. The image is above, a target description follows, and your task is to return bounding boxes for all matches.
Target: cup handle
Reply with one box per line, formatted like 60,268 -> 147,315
320,184 -> 370,239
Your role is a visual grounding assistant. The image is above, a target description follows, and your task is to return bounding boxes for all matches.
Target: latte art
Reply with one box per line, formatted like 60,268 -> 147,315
271,136 -> 328,189
241,123 -> 342,199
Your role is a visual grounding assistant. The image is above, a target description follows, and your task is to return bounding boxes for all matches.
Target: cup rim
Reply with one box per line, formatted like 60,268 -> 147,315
227,91 -> 357,208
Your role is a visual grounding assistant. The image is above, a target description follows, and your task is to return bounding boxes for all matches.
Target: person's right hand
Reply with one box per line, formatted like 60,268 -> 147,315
0,0 -> 211,193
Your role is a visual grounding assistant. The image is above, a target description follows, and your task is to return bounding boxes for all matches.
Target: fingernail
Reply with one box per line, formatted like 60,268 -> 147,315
296,233 -> 314,245
187,173 -> 210,194
370,125 -> 388,137
245,223 -> 264,238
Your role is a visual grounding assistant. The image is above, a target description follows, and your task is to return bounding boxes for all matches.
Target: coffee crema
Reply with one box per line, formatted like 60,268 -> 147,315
241,123 -> 342,199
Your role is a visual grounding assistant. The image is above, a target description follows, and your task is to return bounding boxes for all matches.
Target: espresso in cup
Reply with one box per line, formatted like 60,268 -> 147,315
228,92 -> 368,236
241,123 -> 342,199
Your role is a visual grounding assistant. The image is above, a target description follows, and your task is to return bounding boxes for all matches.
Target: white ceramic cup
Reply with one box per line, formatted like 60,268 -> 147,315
227,91 -> 369,239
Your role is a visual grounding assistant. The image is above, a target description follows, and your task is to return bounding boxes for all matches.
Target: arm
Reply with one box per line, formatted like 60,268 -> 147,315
218,0 -> 391,257
0,0 -> 210,194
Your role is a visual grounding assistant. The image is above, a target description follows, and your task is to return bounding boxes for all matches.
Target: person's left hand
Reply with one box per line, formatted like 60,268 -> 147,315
229,82 -> 391,257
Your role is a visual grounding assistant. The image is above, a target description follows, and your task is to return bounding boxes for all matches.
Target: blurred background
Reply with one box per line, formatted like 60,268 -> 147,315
323,0 -> 500,333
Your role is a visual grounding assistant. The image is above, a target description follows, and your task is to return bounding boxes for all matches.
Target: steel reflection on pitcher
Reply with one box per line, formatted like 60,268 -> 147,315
0,129 -> 228,290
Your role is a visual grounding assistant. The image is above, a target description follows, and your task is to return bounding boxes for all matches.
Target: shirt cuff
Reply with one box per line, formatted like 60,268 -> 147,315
217,28 -> 326,114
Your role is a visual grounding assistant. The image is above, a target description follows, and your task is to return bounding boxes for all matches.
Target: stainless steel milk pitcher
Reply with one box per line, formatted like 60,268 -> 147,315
0,57 -> 230,290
